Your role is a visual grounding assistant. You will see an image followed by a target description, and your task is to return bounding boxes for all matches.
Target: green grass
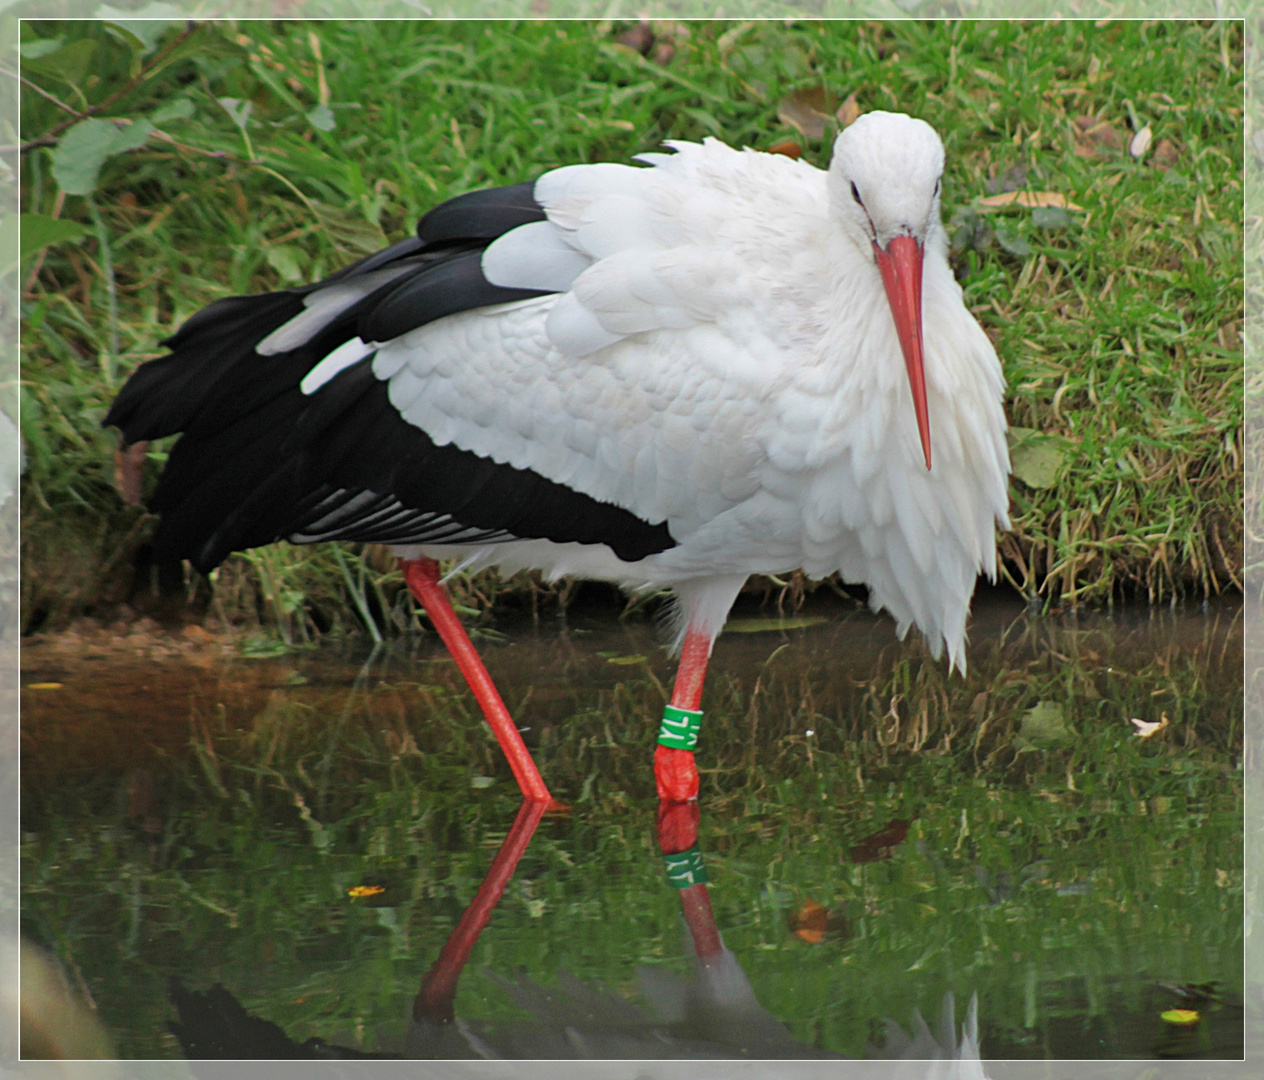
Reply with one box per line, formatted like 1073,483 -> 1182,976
18,19 -> 1244,637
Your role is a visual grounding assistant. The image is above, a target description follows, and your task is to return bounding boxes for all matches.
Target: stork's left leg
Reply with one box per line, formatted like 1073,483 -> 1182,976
400,557 -> 554,805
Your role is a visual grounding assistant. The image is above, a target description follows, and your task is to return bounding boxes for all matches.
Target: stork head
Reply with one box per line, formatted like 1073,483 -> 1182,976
828,112 -> 945,470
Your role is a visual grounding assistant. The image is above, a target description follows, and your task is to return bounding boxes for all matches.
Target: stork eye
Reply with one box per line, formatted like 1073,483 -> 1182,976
850,181 -> 864,206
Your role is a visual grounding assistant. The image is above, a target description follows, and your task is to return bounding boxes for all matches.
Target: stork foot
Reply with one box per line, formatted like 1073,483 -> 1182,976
654,744 -> 699,802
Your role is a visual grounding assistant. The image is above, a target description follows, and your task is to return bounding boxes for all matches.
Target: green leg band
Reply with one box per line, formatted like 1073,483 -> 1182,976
657,705 -> 702,751
662,844 -> 708,888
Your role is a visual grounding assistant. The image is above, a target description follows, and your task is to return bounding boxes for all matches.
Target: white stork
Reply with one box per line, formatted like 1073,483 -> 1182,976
104,111 -> 1010,807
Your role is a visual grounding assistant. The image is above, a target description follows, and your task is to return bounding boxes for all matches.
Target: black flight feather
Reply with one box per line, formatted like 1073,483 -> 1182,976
104,181 -> 678,572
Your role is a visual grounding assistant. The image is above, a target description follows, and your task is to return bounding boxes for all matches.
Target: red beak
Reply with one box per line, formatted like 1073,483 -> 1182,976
873,235 -> 931,470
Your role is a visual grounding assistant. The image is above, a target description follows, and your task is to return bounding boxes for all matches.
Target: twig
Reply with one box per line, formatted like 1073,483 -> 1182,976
0,65 -> 83,119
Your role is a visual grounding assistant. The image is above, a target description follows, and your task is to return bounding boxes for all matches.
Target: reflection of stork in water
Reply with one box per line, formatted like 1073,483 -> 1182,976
167,798 -> 991,1072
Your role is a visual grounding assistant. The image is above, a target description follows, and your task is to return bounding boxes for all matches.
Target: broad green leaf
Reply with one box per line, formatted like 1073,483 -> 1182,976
151,98 -> 195,125
50,118 -> 154,195
217,97 -> 253,131
19,38 -> 63,59
22,38 -> 97,88
19,214 -> 89,260
96,4 -> 181,53
51,119 -> 121,196
112,119 -> 155,153
306,104 -> 336,132
1008,426 -> 1072,489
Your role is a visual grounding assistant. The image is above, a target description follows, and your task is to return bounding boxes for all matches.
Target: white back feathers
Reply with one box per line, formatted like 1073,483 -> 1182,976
386,117 -> 1010,668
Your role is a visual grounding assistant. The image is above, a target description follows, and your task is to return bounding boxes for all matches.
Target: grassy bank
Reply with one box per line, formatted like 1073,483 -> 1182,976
18,19 -> 1244,638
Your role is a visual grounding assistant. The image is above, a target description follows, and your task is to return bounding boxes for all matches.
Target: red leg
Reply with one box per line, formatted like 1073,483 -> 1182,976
654,626 -> 712,803
401,557 -> 554,805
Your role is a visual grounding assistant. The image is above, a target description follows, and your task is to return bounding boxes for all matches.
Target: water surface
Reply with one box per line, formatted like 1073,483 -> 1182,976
21,597 -> 1244,1060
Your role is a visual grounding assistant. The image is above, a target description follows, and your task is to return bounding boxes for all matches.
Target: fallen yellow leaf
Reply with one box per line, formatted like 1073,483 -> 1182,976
26,683 -> 63,690
978,191 -> 1083,211
1160,1009 -> 1200,1026
348,885 -> 386,898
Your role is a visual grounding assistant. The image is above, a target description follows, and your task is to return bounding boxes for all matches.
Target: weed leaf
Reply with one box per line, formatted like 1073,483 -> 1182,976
1008,426 -> 1071,489
51,118 -> 154,196
20,214 -> 89,261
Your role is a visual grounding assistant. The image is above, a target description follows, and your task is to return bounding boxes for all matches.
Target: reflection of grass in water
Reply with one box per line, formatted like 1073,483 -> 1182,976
21,611 -> 1242,1058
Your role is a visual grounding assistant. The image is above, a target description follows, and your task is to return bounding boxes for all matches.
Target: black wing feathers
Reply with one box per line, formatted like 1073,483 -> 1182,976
360,250 -> 549,343
105,180 -> 678,572
415,182 -> 546,244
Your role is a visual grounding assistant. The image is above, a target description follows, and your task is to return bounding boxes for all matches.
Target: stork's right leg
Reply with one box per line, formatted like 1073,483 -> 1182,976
654,626 -> 712,802
401,557 -> 554,805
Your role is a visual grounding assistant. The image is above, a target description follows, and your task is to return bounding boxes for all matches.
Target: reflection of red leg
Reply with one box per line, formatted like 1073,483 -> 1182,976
655,792 -> 721,961
654,627 -> 712,803
401,558 -> 553,805
414,798 -> 549,1024
679,884 -> 724,960
656,799 -> 700,856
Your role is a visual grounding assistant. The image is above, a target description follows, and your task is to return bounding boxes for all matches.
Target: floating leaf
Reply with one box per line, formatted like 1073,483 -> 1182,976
790,898 -> 829,943
20,214 -> 89,260
1015,700 -> 1074,749
777,85 -> 834,139
723,616 -> 826,634
239,636 -> 294,658
978,191 -> 1082,211
605,654 -> 648,666
1130,715 -> 1169,738
470,775 -> 496,789
1161,1010 -> 1201,1026
1008,426 -> 1071,489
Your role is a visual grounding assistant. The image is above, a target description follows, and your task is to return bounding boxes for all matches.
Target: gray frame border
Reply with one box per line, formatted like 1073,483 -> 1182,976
2,5 -> 1255,1079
